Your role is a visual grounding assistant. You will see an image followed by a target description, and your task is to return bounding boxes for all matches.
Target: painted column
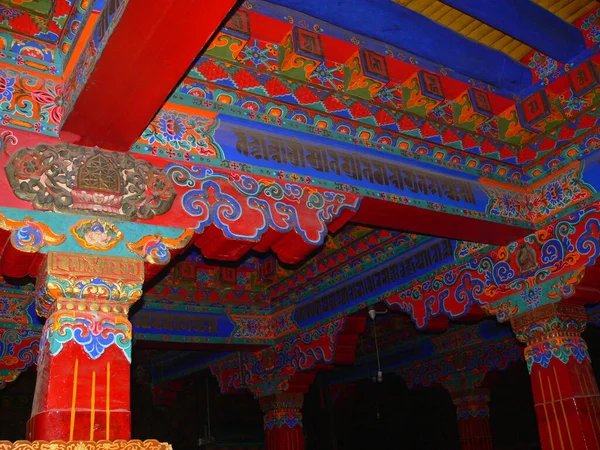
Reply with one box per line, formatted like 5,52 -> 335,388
259,392 -> 305,450
27,252 -> 144,441
511,303 -> 600,450
451,388 -> 493,450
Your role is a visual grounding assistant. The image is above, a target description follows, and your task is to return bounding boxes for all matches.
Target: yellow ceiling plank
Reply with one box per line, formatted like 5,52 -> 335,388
480,29 -> 506,46
533,0 -> 554,7
565,2 -> 599,23
421,2 -> 444,16
437,9 -> 463,27
511,43 -> 534,61
449,14 -> 477,33
553,0 -> 589,20
466,22 -> 495,41
492,34 -> 515,51
429,4 -> 454,21
503,40 -> 528,57
544,0 -> 574,14
459,20 -> 484,36
399,0 -> 434,14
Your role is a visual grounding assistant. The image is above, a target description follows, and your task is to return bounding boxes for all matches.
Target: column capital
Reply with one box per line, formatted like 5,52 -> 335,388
450,388 -> 491,420
511,302 -> 587,344
35,252 -> 144,317
259,392 -> 304,431
259,392 -> 304,413
511,303 -> 589,373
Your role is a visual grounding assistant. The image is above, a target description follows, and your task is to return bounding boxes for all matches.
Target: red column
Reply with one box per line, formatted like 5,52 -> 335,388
26,252 -> 144,441
259,393 -> 305,450
512,303 -> 600,450
451,388 -> 493,450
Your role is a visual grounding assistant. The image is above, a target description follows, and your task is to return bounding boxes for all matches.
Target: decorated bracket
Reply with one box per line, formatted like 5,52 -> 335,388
165,163 -> 361,263
210,316 -> 365,397
0,211 -> 65,278
386,201 -> 600,329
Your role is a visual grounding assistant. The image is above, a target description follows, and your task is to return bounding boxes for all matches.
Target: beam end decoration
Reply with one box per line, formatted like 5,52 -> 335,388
126,229 -> 194,265
166,164 -> 361,245
5,144 -> 176,220
0,212 -> 65,252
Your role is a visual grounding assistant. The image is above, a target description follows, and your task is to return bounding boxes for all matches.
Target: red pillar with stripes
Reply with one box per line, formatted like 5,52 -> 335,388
451,388 -> 493,450
26,252 -> 144,441
512,303 -> 600,450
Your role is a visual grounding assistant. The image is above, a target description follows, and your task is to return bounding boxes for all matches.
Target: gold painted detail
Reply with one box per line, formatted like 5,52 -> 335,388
35,253 -> 145,317
0,441 -> 173,450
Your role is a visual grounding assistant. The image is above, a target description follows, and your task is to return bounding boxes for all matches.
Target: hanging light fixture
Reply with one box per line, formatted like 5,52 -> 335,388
368,307 -> 386,383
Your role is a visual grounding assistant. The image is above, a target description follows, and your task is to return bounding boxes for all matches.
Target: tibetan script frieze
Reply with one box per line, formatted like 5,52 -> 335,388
233,128 -> 476,204
294,239 -> 453,324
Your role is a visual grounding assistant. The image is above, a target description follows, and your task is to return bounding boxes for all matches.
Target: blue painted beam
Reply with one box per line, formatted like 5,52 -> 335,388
264,0 -> 532,93
440,0 -> 586,63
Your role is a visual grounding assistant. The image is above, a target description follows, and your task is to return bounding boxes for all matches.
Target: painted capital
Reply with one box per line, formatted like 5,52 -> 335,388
35,252 -> 144,317
260,392 -> 304,430
511,303 -> 589,372
34,252 -> 144,364
450,388 -> 491,420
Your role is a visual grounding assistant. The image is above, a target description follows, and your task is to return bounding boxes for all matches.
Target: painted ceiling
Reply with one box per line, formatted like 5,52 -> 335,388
1,0 -> 600,390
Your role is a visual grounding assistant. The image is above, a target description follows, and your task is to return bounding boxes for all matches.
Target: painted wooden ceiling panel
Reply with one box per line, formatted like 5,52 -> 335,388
395,0 -> 598,61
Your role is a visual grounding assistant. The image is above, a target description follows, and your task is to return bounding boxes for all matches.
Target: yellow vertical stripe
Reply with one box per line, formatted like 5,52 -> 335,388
538,371 -> 555,450
90,371 -> 96,440
69,358 -> 79,441
106,362 -> 111,440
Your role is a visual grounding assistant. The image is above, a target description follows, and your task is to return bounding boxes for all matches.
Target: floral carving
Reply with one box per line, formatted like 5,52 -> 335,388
5,144 -> 176,220
70,219 -> 123,251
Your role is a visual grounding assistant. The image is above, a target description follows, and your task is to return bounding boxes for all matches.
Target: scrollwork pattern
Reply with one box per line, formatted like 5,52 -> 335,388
166,164 -> 360,245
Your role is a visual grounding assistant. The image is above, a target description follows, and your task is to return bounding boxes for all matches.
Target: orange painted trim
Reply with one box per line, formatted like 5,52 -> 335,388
63,12 -> 100,80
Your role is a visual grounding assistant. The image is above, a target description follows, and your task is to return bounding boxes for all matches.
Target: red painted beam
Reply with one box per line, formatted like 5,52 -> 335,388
62,0 -> 239,151
353,197 -> 530,245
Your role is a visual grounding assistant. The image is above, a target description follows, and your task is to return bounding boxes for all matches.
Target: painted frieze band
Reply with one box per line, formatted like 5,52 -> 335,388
294,238 -> 454,326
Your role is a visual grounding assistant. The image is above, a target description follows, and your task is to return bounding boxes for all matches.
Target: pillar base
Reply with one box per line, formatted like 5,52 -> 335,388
0,441 -> 171,450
